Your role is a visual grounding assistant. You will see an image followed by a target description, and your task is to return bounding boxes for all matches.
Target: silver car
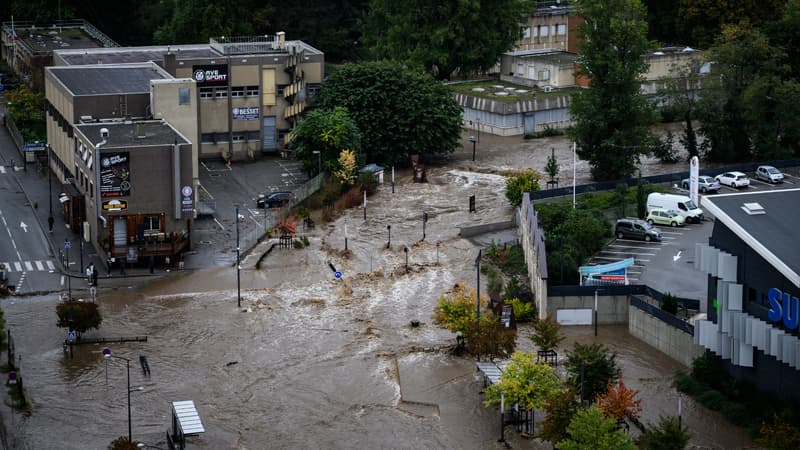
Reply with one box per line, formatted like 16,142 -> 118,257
681,175 -> 721,193
755,165 -> 784,183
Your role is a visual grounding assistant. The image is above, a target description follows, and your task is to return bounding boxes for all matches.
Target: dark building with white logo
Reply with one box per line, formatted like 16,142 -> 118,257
694,189 -> 800,402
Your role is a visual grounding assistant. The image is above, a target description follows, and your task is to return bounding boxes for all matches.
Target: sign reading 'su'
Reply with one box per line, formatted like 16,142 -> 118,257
768,288 -> 800,330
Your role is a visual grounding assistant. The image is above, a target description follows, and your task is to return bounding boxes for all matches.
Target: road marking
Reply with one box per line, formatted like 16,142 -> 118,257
46,260 -> 55,270
608,244 -> 656,249
35,260 -> 44,270
61,275 -> 65,286
213,218 -> 225,230
2,260 -> 57,272
673,250 -> 682,262
0,166 -> 5,174
14,262 -> 22,271
20,221 -> 28,232
24,261 -> 33,271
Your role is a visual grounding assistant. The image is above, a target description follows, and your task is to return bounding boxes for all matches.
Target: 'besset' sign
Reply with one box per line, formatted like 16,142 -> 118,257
192,65 -> 228,86
767,288 -> 800,330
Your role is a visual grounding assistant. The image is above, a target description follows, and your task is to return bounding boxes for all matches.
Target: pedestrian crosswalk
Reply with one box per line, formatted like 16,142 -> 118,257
1,260 -> 56,272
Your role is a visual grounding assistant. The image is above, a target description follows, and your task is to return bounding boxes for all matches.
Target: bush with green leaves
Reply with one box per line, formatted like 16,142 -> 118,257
464,315 -> 516,360
540,389 -> 579,445
565,343 -> 619,403
530,314 -> 565,352
557,405 -> 636,450
483,351 -> 562,412
638,415 -> 691,450
56,300 -> 102,339
508,298 -> 534,321
505,169 -> 541,207
433,284 -> 478,335
661,292 -> 678,315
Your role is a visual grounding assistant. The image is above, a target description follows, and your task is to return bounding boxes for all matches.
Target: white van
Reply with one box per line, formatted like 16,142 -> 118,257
646,193 -> 704,223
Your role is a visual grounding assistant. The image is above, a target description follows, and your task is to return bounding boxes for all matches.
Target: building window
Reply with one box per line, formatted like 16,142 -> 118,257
232,133 -> 246,142
533,26 -> 539,38
516,63 -> 524,77
246,85 -> 259,96
551,25 -> 557,37
201,133 -> 215,143
200,88 -> 214,99
231,87 -> 245,97
558,24 -> 566,36
247,130 -> 260,141
144,216 -> 160,231
540,25 -> 549,37
215,88 -> 228,99
538,69 -> 550,81
179,88 -> 191,105
521,26 -> 531,39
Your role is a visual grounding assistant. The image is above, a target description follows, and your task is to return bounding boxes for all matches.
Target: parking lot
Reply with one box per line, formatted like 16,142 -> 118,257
585,165 -> 800,299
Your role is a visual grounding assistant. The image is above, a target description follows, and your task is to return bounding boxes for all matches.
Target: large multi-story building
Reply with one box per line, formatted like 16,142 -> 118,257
1,19 -> 118,91
43,33 -> 324,266
694,189 -> 800,402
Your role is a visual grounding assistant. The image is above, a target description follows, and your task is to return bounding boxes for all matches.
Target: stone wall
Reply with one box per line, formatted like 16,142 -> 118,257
518,194 -> 548,319
548,294 -> 630,324
628,307 -> 705,367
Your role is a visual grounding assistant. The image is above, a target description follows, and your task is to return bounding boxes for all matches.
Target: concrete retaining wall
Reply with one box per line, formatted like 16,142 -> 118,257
458,215 -> 516,238
548,295 -> 630,324
628,307 -> 704,367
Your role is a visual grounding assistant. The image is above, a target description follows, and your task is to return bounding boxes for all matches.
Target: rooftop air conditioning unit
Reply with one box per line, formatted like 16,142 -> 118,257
80,115 -> 94,123
543,85 -> 553,93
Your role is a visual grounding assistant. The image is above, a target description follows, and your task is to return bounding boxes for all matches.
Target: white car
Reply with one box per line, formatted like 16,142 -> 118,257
755,165 -> 784,183
715,171 -> 750,188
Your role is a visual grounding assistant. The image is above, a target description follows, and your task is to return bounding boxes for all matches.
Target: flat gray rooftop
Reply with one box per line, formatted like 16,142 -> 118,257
75,121 -> 188,148
706,189 -> 800,277
50,65 -> 171,95
58,46 -> 217,65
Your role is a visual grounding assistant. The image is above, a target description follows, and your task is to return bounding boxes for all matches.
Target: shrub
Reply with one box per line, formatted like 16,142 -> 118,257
301,235 -> 310,247
356,172 -> 378,195
464,315 -> 517,360
696,389 -> 725,411
433,284 -> 478,335
505,169 -> 541,207
508,298 -> 534,320
661,292 -> 678,315
56,300 -> 102,339
293,239 -> 304,249
720,402 -> 749,426
335,187 -> 363,210
565,343 -> 619,402
638,415 -> 691,450
531,314 -> 565,352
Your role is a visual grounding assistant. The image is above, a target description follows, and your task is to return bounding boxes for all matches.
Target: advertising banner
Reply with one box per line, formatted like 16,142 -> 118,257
232,106 -> 260,121
192,64 -> 228,86
100,152 -> 131,197
689,156 -> 699,205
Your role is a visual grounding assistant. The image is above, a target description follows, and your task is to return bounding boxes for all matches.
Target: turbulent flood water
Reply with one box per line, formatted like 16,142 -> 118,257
0,134 -> 753,449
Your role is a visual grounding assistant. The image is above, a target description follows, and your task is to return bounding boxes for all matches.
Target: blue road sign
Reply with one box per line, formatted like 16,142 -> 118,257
67,331 -> 77,342
64,240 -> 71,249
334,271 -> 342,279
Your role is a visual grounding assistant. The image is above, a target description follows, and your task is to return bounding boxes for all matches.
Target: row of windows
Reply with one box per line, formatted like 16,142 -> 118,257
521,24 -> 567,39
200,86 -> 259,99
200,131 -> 261,143
74,163 -> 94,200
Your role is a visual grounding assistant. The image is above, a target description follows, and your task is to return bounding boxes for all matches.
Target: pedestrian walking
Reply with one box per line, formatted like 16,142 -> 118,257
48,216 -> 54,233
91,266 -> 98,287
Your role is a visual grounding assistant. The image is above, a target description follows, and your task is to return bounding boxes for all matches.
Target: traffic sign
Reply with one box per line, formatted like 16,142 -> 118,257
64,240 -> 71,249
102,347 -> 111,358
67,331 -> 77,342
334,271 -> 342,279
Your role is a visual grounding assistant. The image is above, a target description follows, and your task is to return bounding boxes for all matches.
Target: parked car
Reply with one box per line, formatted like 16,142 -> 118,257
755,165 -> 784,183
715,171 -> 750,188
256,191 -> 292,208
646,208 -> 686,227
681,175 -> 721,193
646,193 -> 704,223
614,218 -> 662,242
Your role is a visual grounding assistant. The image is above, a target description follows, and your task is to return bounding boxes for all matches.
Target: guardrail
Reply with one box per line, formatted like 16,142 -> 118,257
630,295 -> 695,335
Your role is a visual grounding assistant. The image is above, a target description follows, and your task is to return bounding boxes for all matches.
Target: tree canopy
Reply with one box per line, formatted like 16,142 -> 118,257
568,0 -> 657,181
290,107 -> 361,176
364,0 -> 528,80
557,406 -> 637,450
483,351 -> 562,412
565,342 -> 619,403
315,62 -> 463,166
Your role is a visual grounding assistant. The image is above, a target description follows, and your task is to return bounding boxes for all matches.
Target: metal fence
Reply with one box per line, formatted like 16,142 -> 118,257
238,172 -> 324,255
548,284 -> 700,310
630,295 -> 695,335
530,158 -> 800,202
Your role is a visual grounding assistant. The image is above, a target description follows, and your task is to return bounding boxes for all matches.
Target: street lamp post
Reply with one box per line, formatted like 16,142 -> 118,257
386,225 -> 391,249
469,135 -> 477,161
475,249 -> 482,320
103,350 -> 137,443
312,150 -> 321,175
64,239 -> 71,300
235,205 -> 241,308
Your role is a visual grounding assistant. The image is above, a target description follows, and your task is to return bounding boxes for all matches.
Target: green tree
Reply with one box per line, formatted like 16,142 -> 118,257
557,405 -> 636,450
656,59 -> 703,161
433,284 -> 478,335
290,107 -> 361,176
530,314 -> 564,353
539,204 -> 611,285
615,183 -> 629,219
565,343 -> 619,403
464,315 -> 517,361
676,0 -> 784,49
540,389 -> 580,445
639,415 -> 691,450
505,169 -> 541,207
364,0 -> 528,80
333,149 -> 358,186
5,85 -> 46,141
544,147 -> 560,182
568,0 -> 657,181
636,174 -> 648,219
315,61 -> 463,166
661,292 -> 678,315
56,300 -> 102,339
153,0 -> 271,44
483,352 -> 562,412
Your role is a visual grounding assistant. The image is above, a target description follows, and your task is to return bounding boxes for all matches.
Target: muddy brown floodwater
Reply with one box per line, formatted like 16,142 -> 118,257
0,130 -> 753,449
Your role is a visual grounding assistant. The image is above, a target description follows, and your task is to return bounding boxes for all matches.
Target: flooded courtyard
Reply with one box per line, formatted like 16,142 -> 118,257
0,130 -> 754,449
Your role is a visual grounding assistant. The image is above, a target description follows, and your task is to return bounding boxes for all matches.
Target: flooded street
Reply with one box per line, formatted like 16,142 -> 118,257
0,131 -> 753,449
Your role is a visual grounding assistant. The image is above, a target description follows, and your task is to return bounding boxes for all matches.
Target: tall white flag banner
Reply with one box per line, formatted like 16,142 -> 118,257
690,156 -> 699,205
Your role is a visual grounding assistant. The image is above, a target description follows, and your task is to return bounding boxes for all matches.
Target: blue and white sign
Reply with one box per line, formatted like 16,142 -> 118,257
67,331 -> 77,342
334,271 -> 342,279
64,240 -> 71,249
768,288 -> 800,330
232,106 -> 260,121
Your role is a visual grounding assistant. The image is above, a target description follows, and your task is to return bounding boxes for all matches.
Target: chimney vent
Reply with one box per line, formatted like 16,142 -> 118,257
741,202 -> 765,215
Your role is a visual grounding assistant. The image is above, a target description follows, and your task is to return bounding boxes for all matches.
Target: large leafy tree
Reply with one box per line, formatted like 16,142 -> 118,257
483,352 -> 562,412
290,107 -> 361,176
675,0 -> 784,49
557,406 -> 637,450
565,342 -> 619,403
540,389 -> 580,445
56,300 -> 102,339
696,24 -> 800,162
364,0 -> 527,80
568,0 -> 657,181
315,62 -> 463,166
153,0 -> 272,44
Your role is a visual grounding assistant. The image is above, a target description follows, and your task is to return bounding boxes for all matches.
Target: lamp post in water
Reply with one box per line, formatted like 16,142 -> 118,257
235,205 -> 241,308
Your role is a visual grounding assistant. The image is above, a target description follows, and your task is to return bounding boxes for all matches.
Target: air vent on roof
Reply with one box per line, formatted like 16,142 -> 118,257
741,202 -> 765,215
